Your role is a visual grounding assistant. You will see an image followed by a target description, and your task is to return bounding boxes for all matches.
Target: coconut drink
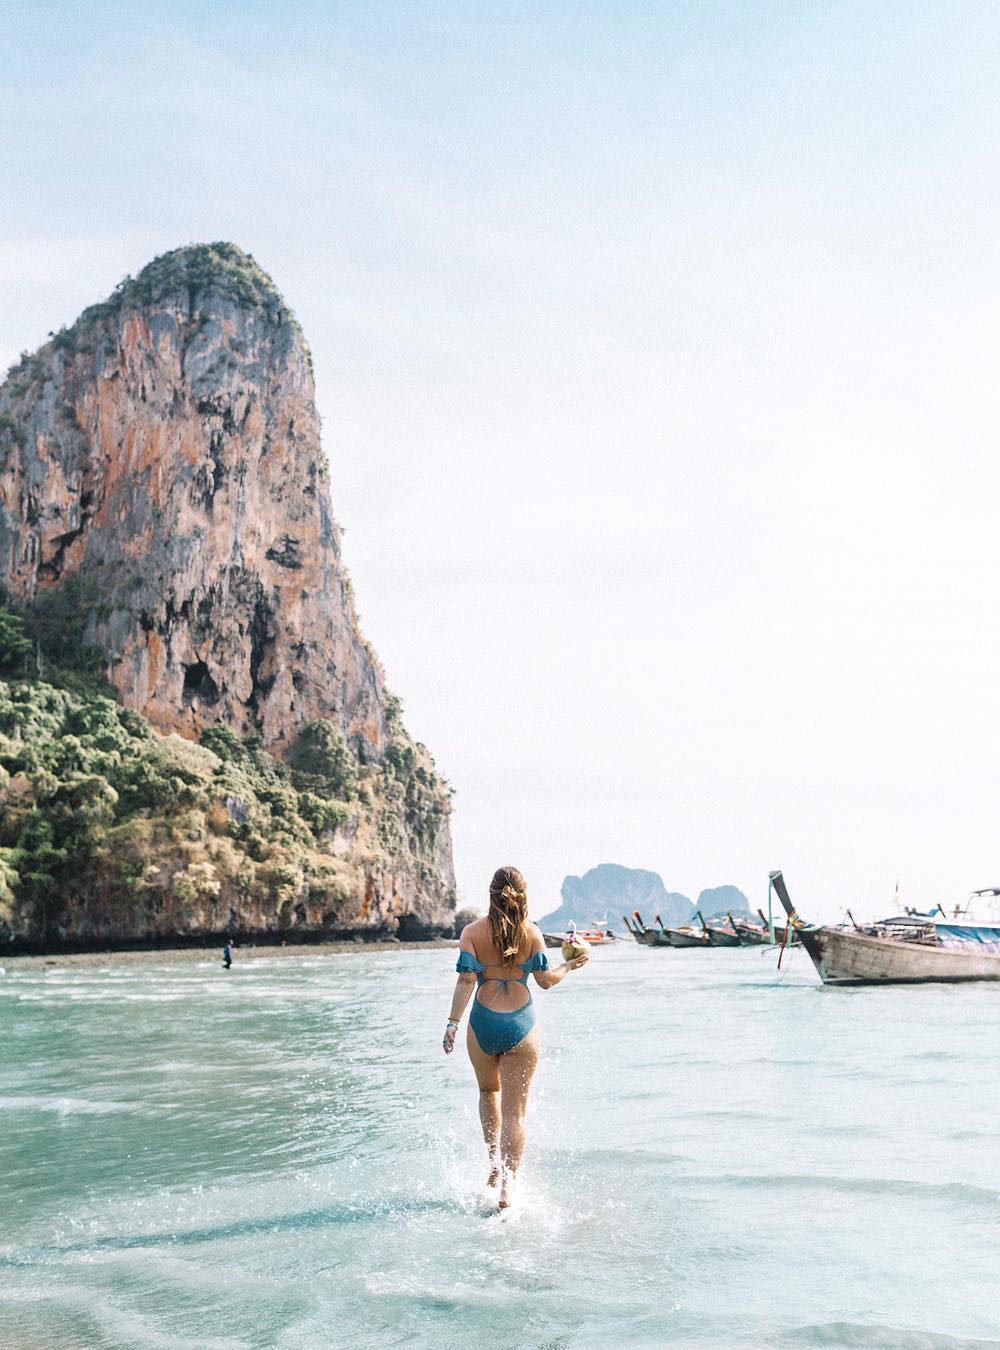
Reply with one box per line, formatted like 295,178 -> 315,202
561,922 -> 590,962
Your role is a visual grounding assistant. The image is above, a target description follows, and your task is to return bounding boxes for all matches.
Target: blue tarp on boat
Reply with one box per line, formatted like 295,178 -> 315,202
936,924 -> 1000,954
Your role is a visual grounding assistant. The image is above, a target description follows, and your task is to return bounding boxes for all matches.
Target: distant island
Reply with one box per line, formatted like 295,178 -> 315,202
537,864 -> 752,931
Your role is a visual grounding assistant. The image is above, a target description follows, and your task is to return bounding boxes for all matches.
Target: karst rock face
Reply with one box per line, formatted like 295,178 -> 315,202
0,244 -> 387,753
538,863 -> 693,930
0,244 -> 456,941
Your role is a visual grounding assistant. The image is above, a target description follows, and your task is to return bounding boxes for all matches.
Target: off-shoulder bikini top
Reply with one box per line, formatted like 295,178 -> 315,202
456,949 -> 549,993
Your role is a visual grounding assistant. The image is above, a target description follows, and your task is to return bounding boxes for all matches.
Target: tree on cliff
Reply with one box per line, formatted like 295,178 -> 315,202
0,610 -> 32,673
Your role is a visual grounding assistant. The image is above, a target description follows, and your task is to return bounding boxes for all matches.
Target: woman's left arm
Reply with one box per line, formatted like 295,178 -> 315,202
444,927 -> 480,1053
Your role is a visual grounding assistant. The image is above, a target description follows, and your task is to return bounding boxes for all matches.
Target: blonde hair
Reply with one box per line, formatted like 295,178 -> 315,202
488,866 -> 528,965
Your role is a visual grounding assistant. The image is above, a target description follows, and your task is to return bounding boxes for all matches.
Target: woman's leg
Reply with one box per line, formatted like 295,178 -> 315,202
466,1023 -> 501,1185
497,1026 -> 540,1207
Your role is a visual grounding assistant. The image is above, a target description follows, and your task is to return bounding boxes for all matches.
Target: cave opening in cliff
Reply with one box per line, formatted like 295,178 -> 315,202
182,660 -> 220,705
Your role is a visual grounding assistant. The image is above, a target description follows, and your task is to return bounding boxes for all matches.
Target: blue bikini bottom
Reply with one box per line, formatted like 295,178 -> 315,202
469,996 -> 536,1055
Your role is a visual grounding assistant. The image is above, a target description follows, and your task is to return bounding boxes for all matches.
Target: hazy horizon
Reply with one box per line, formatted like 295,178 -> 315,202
5,2 -> 1000,923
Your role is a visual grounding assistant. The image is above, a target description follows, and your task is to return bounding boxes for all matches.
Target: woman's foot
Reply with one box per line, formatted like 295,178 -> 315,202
498,1170 -> 516,1209
486,1165 -> 500,1189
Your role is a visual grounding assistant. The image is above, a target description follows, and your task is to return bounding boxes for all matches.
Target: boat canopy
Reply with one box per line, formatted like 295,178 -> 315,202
940,890 -> 1000,925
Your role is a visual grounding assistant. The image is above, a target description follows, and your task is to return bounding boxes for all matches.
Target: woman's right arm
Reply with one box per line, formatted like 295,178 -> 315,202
527,923 -> 588,989
534,953 -> 588,989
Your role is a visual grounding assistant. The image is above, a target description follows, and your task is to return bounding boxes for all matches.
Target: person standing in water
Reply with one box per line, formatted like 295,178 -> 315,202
443,865 -> 588,1208
222,939 -> 232,970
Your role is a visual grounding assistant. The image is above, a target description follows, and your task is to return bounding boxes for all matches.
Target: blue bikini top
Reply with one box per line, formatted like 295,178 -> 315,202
456,948 -> 549,993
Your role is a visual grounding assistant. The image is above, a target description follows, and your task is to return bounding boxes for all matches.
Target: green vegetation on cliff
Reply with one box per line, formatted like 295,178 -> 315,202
5,242 -> 303,386
0,608 -> 452,948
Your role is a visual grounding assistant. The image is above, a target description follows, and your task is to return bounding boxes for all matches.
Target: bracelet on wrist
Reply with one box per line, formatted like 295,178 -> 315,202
446,1018 -> 459,1027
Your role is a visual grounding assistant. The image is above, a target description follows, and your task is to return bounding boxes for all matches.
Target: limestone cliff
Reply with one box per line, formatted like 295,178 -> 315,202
0,244 -> 455,948
695,885 -> 752,921
0,244 -> 381,752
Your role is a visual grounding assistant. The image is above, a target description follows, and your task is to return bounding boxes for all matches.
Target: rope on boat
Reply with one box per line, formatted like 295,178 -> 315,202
777,918 -> 792,969
777,909 -> 821,968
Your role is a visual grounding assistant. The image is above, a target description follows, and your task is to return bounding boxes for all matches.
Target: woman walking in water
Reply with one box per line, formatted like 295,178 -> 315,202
443,866 -> 588,1208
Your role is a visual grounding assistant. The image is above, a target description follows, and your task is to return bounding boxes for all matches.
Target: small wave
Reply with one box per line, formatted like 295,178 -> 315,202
537,1145 -> 687,1170
773,1322 -> 1000,1348
668,1106 -> 782,1123
1,1195 -> 471,1263
678,1172 -> 1000,1212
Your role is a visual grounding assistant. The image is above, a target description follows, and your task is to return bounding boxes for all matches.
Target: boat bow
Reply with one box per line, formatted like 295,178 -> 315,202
768,870 -> 1000,985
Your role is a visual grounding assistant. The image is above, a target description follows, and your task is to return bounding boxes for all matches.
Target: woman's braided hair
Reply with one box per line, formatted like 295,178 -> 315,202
488,866 -> 529,966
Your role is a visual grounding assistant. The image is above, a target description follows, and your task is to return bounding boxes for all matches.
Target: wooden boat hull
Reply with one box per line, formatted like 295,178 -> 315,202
704,928 -> 741,947
663,929 -> 709,947
799,925 -> 1000,985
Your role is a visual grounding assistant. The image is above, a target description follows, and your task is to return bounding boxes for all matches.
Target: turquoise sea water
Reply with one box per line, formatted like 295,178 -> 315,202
2,941 -> 999,1349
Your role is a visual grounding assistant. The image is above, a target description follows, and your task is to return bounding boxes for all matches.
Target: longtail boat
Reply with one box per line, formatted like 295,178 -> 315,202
622,912 -> 650,944
543,920 -> 620,948
647,907 -> 701,950
662,925 -> 710,948
624,911 -> 669,946
769,870 -> 1000,986
705,926 -> 741,947
732,915 -> 769,945
624,912 -> 707,947
697,910 -> 741,947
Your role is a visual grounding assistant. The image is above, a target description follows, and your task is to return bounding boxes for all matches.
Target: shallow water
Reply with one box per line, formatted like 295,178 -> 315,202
2,942 -> 999,1349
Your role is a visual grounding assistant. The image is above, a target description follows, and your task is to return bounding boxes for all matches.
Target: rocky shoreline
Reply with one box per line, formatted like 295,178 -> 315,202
0,937 -> 459,970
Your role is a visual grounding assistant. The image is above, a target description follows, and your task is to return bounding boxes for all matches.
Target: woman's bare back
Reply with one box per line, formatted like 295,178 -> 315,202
463,916 -> 542,1012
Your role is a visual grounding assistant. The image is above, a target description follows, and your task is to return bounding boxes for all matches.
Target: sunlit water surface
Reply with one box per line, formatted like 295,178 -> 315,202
2,942 -> 999,1349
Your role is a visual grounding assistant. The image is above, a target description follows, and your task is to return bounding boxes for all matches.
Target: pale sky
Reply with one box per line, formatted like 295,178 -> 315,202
4,2 -> 1000,922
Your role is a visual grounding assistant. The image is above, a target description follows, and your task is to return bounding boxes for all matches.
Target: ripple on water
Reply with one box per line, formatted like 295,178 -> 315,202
773,1324 -> 1000,1349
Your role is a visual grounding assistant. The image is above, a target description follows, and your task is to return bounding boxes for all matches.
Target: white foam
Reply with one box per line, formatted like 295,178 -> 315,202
0,1095 -> 140,1115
